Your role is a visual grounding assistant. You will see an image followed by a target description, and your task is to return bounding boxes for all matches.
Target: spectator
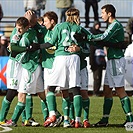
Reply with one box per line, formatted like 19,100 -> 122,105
24,0 -> 46,17
124,41 -> 133,57
125,17 -> 133,44
56,0 -> 73,23
0,4 -> 3,21
0,35 -> 9,56
83,0 -> 100,28
89,21 -> 106,96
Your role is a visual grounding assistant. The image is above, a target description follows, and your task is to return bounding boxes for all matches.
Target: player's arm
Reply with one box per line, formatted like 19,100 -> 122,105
74,23 -> 122,43
39,42 -> 53,49
10,42 -> 41,58
74,30 -> 129,49
11,43 -> 27,53
97,41 -> 129,49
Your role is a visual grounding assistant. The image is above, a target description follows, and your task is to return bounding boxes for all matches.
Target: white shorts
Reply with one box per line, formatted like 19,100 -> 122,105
48,55 -> 81,89
80,67 -> 88,90
43,68 -> 52,89
18,65 -> 44,94
6,59 -> 22,90
104,57 -> 126,88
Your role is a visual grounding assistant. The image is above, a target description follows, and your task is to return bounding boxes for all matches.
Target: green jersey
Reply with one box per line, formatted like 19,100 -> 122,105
10,28 -> 19,42
49,22 -> 88,56
33,23 -> 48,68
80,42 -> 90,70
11,28 -> 40,73
42,30 -> 55,69
88,19 -> 125,60
9,28 -> 22,60
20,28 -> 39,73
33,23 -> 47,44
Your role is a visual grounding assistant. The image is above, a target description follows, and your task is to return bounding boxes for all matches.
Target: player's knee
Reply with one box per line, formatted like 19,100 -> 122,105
48,86 -> 57,92
6,89 -> 18,102
71,87 -> 81,96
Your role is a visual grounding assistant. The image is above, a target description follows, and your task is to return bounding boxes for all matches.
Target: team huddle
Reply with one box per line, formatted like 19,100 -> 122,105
0,4 -> 133,128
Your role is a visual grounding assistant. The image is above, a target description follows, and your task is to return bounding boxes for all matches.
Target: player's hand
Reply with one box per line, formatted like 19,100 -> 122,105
73,32 -> 88,42
67,44 -> 80,53
7,44 -> 11,52
27,43 -> 40,52
24,10 -> 35,16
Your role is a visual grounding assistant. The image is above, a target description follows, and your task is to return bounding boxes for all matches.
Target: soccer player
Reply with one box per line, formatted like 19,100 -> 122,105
2,16 -> 46,127
68,42 -> 91,128
41,11 -> 63,127
75,4 -> 133,127
0,22 -> 23,126
0,16 -> 39,127
43,7 -> 92,128
20,10 -> 47,126
0,10 -> 46,127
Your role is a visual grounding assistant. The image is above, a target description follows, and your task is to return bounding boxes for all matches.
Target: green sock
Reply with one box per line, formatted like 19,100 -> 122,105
69,101 -> 75,120
25,94 -> 33,120
41,99 -> 48,121
12,102 -> 25,123
73,95 -> 82,117
46,92 -> 56,112
62,97 -> 70,120
101,97 -> 113,122
55,110 -> 61,119
82,98 -> 90,121
0,96 -> 11,122
21,109 -> 26,123
21,94 -> 33,121
120,96 -> 133,122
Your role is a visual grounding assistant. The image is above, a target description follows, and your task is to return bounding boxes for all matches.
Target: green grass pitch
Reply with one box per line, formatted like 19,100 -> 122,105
0,95 -> 132,133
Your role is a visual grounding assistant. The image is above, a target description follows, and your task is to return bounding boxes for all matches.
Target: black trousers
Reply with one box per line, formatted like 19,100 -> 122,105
92,66 -> 103,95
85,0 -> 99,26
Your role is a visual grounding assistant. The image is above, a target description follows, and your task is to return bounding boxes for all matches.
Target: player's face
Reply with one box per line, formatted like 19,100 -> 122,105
16,24 -> 28,35
101,8 -> 109,22
43,17 -> 54,30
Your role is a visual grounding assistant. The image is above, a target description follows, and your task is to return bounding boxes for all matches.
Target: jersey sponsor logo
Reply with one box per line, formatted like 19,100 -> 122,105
46,46 -> 56,54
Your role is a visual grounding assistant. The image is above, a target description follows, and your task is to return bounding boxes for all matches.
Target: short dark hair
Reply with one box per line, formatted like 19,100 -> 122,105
16,17 -> 29,28
43,11 -> 58,24
101,4 -> 116,18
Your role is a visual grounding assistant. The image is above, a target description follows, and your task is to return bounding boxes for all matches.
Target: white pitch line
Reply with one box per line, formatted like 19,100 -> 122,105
0,125 -> 12,132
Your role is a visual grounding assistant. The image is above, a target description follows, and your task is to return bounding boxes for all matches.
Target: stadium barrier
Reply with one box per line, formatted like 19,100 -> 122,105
0,56 -> 9,90
0,57 -> 133,91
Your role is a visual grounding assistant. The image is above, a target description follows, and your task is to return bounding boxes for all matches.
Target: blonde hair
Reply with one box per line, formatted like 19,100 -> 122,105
65,8 -> 80,25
